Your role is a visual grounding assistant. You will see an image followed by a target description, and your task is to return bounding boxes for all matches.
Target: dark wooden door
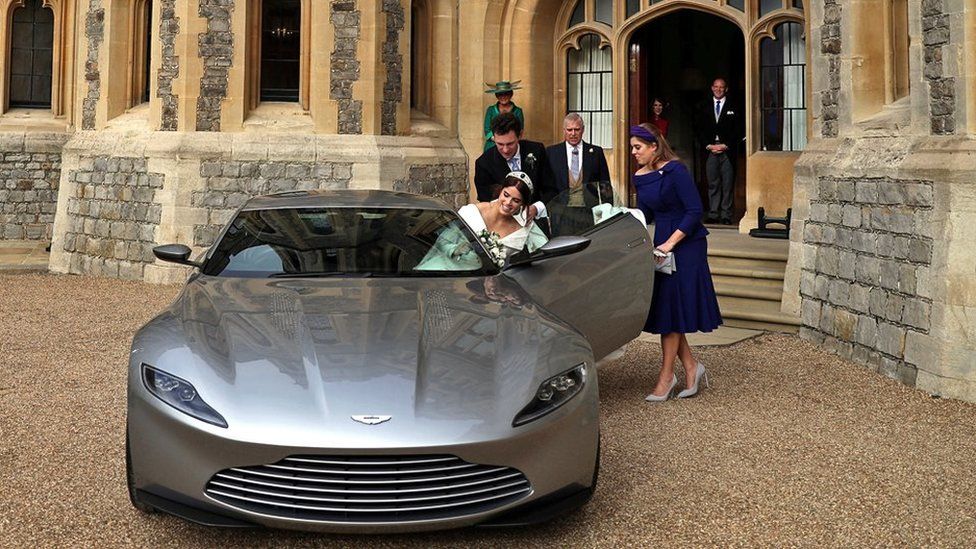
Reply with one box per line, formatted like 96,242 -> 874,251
261,0 -> 301,102
9,0 -> 54,108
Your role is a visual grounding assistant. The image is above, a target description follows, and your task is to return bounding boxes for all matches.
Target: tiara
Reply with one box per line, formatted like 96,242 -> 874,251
506,171 -> 534,194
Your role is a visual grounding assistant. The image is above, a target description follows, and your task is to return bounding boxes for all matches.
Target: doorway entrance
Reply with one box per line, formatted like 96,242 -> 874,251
9,0 -> 53,108
628,10 -> 745,222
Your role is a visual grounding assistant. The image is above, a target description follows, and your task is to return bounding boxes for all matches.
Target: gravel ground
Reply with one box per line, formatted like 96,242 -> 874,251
2,273 -> 975,547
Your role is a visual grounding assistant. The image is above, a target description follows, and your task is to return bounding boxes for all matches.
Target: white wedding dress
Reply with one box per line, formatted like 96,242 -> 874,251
456,204 -> 548,260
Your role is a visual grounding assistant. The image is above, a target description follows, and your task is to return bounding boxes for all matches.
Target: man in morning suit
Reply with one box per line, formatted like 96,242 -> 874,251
696,77 -> 743,225
474,112 -> 556,225
544,113 -> 614,234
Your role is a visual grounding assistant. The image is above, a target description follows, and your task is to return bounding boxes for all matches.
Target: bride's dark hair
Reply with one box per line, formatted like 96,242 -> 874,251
496,175 -> 532,206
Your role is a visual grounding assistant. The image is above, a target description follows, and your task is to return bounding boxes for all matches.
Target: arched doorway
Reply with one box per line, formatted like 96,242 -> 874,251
628,10 -> 745,222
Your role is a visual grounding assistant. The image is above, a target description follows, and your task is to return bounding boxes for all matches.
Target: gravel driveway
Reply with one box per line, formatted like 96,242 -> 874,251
2,273 -> 974,547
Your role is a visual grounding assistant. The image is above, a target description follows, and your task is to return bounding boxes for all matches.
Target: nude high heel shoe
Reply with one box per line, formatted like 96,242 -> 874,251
676,361 -> 709,399
645,374 -> 678,402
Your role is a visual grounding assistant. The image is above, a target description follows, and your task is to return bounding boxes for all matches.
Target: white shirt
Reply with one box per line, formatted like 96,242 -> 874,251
503,144 -> 547,219
713,97 -> 726,121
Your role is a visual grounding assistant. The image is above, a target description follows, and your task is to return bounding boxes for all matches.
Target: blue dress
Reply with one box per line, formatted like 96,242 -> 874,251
634,161 -> 722,334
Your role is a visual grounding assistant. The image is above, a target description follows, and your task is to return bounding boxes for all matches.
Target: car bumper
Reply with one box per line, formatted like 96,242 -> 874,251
127,380 -> 599,533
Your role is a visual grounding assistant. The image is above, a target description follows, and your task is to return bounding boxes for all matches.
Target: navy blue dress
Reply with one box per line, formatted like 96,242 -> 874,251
634,161 -> 722,334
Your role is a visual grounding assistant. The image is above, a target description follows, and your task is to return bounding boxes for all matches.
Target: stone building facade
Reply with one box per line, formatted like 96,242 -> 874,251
2,0 -> 976,402
782,0 -> 976,402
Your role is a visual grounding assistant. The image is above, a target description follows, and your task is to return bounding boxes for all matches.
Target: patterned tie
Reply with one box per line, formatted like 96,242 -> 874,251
715,99 -> 721,121
508,156 -> 520,172
570,147 -> 580,179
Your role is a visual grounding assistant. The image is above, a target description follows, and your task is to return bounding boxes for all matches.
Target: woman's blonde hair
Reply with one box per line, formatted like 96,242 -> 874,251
633,122 -> 679,167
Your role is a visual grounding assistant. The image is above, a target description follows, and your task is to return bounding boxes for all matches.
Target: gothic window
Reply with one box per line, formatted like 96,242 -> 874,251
594,0 -> 612,26
568,0 -> 583,28
759,22 -> 806,151
759,0 -> 780,18
261,0 -> 301,102
887,0 -> 909,101
131,0 -> 153,106
567,34 -> 612,148
626,0 -> 640,19
726,0 -> 744,11
9,0 -> 53,108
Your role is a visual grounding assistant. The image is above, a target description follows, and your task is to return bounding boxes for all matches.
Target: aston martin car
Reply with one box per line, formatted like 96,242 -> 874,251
126,189 -> 653,533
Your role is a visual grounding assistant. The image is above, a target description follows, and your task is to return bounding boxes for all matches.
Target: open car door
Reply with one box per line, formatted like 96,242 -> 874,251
505,195 -> 654,361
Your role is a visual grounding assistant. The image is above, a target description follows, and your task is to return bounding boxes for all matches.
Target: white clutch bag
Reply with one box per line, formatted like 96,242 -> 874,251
653,249 -> 676,275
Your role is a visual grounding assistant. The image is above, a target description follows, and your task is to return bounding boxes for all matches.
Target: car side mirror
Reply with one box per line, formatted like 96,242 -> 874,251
153,244 -> 201,268
506,236 -> 591,269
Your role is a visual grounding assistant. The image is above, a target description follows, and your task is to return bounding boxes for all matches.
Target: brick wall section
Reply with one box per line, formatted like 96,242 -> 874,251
192,159 -> 356,246
381,0 -> 404,136
62,156 -> 164,279
921,0 -> 955,135
392,164 -> 469,210
158,0 -> 180,131
799,176 -> 935,384
196,0 -> 234,131
0,152 -> 61,240
331,0 -> 363,134
820,0 -> 841,138
82,1 -> 105,130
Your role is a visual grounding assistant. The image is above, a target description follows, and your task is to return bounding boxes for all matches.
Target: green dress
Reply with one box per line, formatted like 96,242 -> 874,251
483,103 -> 525,151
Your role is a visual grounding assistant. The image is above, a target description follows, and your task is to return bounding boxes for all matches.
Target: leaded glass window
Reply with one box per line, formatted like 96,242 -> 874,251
9,0 -> 53,108
567,34 -> 613,148
727,0 -> 744,11
760,0 -> 782,17
760,22 -> 806,151
569,0 -> 584,28
595,0 -> 613,26
626,0 -> 641,18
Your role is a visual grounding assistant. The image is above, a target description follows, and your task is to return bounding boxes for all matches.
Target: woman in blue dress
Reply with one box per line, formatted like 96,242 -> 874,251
630,124 -> 722,402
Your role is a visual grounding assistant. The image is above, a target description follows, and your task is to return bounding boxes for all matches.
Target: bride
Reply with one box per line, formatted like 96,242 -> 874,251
457,171 -> 548,265
415,172 -> 547,271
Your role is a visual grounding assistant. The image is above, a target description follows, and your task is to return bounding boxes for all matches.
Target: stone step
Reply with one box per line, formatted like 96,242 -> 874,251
713,277 -> 784,302
709,255 -> 786,280
723,317 -> 800,334
718,294 -> 801,334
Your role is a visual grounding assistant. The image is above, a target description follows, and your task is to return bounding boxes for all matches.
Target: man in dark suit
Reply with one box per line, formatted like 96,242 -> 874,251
696,77 -> 743,224
474,112 -> 556,224
544,113 -> 614,235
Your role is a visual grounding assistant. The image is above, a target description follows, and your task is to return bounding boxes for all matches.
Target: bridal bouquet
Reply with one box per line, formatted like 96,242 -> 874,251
479,229 -> 506,268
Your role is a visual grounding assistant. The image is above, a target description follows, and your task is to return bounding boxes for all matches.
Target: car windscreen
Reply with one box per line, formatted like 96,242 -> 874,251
201,207 -> 499,278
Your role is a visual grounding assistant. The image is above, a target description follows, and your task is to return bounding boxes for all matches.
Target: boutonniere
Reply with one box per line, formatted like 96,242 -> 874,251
727,111 -> 735,115
524,153 -> 536,168
588,147 -> 594,153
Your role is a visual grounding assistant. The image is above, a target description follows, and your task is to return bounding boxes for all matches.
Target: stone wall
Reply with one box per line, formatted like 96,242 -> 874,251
392,164 -> 468,210
921,0 -> 954,135
381,0 -> 404,136
60,155 -> 164,279
82,0 -> 105,131
819,0 -> 841,138
331,0 -> 363,134
158,0 -> 180,131
192,159 -> 355,247
799,175 -> 935,384
0,133 -> 67,241
196,0 -> 234,131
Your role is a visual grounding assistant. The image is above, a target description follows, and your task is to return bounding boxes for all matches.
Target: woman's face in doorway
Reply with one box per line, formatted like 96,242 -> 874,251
652,101 -> 664,117
495,92 -> 513,106
630,137 -> 658,167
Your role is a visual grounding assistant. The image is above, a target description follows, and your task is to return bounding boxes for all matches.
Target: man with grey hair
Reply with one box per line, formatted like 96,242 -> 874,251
545,113 -> 613,234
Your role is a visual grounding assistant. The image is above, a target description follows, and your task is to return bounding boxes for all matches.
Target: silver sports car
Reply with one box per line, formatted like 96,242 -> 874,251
126,190 -> 653,533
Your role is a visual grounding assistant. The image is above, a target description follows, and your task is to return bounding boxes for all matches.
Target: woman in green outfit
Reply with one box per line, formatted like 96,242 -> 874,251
483,81 -> 524,151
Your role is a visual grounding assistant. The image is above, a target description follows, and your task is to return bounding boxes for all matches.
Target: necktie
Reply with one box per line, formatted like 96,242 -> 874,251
570,147 -> 580,179
715,100 -> 721,121
508,157 -> 520,172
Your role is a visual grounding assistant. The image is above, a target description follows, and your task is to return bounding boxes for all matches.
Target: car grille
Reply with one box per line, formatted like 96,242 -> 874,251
204,454 -> 532,523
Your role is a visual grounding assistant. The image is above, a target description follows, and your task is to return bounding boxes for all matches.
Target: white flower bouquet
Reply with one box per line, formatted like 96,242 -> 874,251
479,229 -> 506,268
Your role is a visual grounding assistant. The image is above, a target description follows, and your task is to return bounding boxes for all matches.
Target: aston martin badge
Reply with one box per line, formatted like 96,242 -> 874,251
351,415 -> 392,425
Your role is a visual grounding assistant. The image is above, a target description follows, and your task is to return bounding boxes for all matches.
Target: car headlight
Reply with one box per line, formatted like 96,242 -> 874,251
142,364 -> 227,428
513,363 -> 587,427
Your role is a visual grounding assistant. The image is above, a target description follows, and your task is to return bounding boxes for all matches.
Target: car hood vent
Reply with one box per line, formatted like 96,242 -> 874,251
205,454 -> 532,524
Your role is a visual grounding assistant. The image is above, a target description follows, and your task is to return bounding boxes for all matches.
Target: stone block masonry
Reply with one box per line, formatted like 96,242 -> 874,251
800,176 -> 934,385
921,0 -> 954,135
331,0 -> 363,134
819,0 -> 841,138
158,0 -> 180,131
196,0 -> 235,131
393,164 -> 469,210
0,152 -> 62,240
192,159 -> 356,247
381,0 -> 404,136
61,156 -> 164,280
82,1 -> 105,131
